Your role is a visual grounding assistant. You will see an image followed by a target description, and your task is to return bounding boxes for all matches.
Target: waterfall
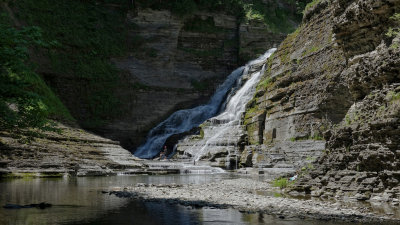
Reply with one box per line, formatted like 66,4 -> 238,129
134,67 -> 245,158
134,48 -> 276,159
182,48 -> 276,163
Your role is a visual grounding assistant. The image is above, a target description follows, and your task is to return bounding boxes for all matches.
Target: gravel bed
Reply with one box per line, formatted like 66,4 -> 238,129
105,178 -> 400,224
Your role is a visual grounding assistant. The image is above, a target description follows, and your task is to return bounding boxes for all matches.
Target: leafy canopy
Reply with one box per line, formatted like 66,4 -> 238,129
0,12 -> 71,131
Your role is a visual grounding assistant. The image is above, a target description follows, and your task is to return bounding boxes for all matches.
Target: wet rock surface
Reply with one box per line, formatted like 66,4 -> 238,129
0,123 -> 144,177
243,0 -> 400,203
107,178 -> 400,224
242,0 -> 348,174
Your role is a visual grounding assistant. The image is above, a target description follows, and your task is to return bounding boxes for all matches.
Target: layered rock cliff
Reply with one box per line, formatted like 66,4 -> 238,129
0,123 -> 144,177
90,5 -> 298,150
243,0 -> 400,201
8,0 -> 303,151
0,0 -> 305,173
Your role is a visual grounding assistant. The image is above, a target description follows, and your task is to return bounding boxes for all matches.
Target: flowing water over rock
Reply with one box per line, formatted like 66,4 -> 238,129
177,49 -> 276,167
134,49 -> 276,163
134,67 -> 245,159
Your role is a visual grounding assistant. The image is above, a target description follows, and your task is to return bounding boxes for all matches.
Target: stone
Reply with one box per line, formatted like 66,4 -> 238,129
36,5 -> 300,151
0,124 -> 144,176
243,0 -> 400,201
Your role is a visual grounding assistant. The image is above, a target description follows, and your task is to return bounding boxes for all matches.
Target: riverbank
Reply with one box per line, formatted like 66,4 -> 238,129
0,123 -> 145,178
106,177 -> 400,224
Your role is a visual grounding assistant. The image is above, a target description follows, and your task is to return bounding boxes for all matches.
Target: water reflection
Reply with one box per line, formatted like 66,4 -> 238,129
0,174 -> 235,225
0,175 -> 368,225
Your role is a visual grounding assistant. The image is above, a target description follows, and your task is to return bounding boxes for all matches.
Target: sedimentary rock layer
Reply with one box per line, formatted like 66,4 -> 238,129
244,0 -> 400,201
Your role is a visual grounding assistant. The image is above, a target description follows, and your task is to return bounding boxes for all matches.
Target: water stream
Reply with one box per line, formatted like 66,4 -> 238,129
134,67 -> 245,159
189,49 -> 274,162
0,176 -> 365,225
176,49 -> 275,166
134,49 -> 276,161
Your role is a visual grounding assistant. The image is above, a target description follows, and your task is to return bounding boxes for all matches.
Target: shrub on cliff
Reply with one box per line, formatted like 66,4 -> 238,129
0,13 -> 71,132
13,0 -> 129,127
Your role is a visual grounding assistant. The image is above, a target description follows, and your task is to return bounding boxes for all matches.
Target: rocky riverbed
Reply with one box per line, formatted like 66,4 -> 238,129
106,177 -> 400,224
0,123 -> 145,177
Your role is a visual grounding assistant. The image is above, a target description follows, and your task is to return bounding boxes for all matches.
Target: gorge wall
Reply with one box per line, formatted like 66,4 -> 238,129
95,4 -> 299,151
6,0 -> 304,151
243,0 -> 400,201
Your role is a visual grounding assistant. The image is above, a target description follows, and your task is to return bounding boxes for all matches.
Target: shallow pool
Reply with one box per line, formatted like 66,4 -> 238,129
0,174 -> 356,225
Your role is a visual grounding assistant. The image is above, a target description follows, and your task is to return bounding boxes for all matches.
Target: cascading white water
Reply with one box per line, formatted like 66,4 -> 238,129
134,67 -> 245,158
186,48 -> 276,162
134,48 -> 276,160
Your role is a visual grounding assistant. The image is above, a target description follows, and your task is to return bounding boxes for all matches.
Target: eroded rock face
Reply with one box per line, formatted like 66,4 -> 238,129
244,0 -> 400,201
239,20 -> 286,63
0,123 -> 145,177
298,0 -> 400,201
333,0 -> 398,59
42,6 -> 297,151
243,0 -> 349,171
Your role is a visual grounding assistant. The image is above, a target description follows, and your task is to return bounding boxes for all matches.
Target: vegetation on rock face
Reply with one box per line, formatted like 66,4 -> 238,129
241,0 -> 307,33
136,0 -> 309,33
135,0 -> 244,16
11,0 -> 132,127
0,11 -> 72,132
272,177 -> 294,189
0,0 -> 311,143
303,0 -> 321,14
386,13 -> 400,39
2,0 -> 308,131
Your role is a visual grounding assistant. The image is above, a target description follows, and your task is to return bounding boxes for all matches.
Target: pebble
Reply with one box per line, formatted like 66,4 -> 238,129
107,178 -> 400,224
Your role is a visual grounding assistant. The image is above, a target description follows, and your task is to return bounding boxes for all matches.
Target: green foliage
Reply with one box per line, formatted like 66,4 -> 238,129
291,25 -> 302,38
386,27 -> 400,38
256,77 -> 273,91
386,13 -> 400,38
345,114 -> 351,125
344,110 -> 361,126
301,163 -> 314,171
302,46 -> 319,57
387,91 -> 400,104
14,0 -> 131,127
303,0 -> 321,14
289,134 -> 324,141
391,13 -> 400,21
246,106 -> 258,115
199,128 -> 204,139
272,177 -> 294,189
306,156 -> 316,161
136,0 -> 306,33
0,12 -> 72,131
241,0 -> 304,33
135,0 -> 244,17
312,134 -> 324,140
390,42 -> 399,49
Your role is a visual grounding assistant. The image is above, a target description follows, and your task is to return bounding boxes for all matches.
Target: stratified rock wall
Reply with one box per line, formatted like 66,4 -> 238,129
43,6 -> 294,150
296,0 -> 400,201
0,123 -> 144,176
244,0 -> 400,201
243,0 -> 349,170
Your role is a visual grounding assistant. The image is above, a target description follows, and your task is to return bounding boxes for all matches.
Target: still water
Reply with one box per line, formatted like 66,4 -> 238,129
0,174 -> 354,225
